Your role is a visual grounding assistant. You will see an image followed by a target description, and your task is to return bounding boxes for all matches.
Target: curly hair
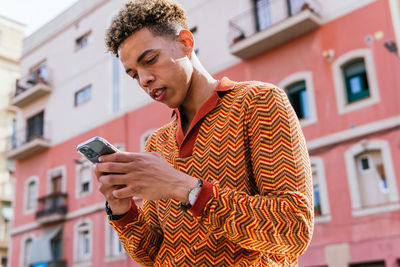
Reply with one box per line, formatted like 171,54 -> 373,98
105,0 -> 188,57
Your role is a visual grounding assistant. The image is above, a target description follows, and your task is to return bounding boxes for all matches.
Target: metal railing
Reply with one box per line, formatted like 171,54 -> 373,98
29,260 -> 67,267
35,192 -> 68,220
14,65 -> 51,97
229,0 -> 321,45
7,121 -> 52,150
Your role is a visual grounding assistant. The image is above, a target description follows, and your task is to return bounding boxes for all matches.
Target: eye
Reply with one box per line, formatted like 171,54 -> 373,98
132,73 -> 138,80
146,55 -> 157,65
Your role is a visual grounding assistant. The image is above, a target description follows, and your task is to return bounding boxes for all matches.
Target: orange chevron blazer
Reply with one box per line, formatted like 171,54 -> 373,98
110,78 -> 314,266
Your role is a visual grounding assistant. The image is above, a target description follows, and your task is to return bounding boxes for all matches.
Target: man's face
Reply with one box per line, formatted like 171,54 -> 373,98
118,28 -> 193,109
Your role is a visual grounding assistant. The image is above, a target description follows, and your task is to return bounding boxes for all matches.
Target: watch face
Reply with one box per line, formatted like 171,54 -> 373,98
188,187 -> 201,206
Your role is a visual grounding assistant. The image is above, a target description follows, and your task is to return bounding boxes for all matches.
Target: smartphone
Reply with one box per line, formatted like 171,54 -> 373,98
76,136 -> 119,163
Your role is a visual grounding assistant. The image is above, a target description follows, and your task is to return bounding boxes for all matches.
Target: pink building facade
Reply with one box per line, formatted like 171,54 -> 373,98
6,0 -> 400,266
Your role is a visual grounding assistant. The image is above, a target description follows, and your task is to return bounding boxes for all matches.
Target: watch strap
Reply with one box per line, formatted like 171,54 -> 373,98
105,201 -> 128,220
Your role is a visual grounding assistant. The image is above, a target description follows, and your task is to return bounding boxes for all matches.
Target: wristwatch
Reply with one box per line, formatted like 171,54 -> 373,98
180,179 -> 203,210
105,201 -> 128,220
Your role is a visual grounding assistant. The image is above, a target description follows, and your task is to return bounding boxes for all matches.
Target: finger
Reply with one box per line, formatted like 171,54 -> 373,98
98,183 -> 116,198
99,152 -> 140,163
99,173 -> 131,186
94,167 -> 102,181
95,161 -> 133,174
113,185 -> 139,199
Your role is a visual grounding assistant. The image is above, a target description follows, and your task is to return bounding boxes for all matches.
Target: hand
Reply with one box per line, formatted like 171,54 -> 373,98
95,151 -> 198,203
95,166 -> 131,215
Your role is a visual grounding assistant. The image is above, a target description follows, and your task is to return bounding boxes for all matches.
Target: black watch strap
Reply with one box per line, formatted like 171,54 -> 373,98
105,201 -> 128,220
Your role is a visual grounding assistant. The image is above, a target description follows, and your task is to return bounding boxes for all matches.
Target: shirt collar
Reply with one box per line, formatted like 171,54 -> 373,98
171,77 -> 236,118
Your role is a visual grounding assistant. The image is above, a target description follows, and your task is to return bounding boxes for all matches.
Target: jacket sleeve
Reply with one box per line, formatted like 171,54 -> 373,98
190,85 -> 314,257
109,199 -> 163,266
108,134 -> 163,266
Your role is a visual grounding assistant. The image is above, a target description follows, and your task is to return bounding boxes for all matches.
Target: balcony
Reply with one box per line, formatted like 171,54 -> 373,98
10,66 -> 52,108
5,121 -> 51,160
229,0 -> 322,59
35,192 -> 68,225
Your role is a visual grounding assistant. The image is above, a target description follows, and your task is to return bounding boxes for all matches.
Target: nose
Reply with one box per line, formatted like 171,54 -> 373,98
138,70 -> 154,89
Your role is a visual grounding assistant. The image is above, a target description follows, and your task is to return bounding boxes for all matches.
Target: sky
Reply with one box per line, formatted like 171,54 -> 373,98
0,0 -> 79,35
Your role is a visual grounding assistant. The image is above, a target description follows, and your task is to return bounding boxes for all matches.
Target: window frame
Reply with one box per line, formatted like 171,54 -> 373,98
104,218 -> 126,262
74,219 -> 93,264
345,140 -> 399,217
332,49 -> 380,114
23,176 -> 39,215
75,31 -> 92,51
342,58 -> 370,103
310,157 -> 331,223
278,71 -> 317,127
47,166 -> 67,194
75,158 -> 93,199
74,84 -> 92,107
20,234 -> 35,267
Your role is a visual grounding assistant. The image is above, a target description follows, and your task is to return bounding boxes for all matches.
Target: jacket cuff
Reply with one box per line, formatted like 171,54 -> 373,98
189,180 -> 213,217
111,198 -> 139,227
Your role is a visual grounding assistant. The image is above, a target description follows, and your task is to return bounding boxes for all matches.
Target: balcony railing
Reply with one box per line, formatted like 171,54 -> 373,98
5,122 -> 52,160
229,0 -> 322,59
36,192 -> 68,225
10,66 -> 52,108
30,260 -> 67,267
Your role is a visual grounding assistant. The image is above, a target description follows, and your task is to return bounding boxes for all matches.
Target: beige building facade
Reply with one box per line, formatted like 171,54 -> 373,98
0,15 -> 24,267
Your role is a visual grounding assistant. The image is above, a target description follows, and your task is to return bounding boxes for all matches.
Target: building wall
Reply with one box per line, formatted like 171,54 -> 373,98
8,0 -> 400,266
0,15 -> 24,267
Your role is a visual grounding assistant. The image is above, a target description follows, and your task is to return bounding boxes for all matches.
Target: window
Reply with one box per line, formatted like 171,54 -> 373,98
11,119 -> 17,148
75,85 -> 91,106
28,61 -> 49,85
288,0 -> 305,15
22,236 -> 33,267
255,0 -> 272,31
279,72 -> 317,127
310,158 -> 331,223
111,230 -> 124,256
355,150 -> 390,207
105,220 -> 125,262
75,31 -> 91,50
74,220 -> 92,263
342,58 -> 370,103
75,159 -> 93,198
27,181 -> 36,209
50,231 -> 63,260
24,176 -> 39,213
345,140 -> 399,216
47,166 -> 66,194
332,49 -> 380,114
26,111 -> 44,142
285,81 -> 309,120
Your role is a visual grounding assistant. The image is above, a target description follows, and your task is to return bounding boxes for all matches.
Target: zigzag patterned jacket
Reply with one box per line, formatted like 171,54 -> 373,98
109,77 -> 314,266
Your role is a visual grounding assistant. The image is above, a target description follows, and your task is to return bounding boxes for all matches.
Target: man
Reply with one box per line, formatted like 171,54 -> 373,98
96,0 -> 313,266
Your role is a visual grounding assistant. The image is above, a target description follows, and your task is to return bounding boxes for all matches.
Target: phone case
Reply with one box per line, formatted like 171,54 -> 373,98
76,136 -> 119,163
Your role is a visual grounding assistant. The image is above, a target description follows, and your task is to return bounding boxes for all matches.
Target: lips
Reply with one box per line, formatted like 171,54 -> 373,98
150,87 -> 166,101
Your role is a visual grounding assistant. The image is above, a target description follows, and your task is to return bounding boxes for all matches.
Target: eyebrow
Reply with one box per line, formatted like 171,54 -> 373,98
125,49 -> 154,75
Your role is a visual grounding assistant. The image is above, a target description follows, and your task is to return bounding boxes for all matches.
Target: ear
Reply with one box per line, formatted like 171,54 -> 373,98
177,29 -> 195,58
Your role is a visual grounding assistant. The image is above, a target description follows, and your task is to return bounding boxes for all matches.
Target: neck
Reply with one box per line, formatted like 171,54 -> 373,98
179,55 -> 218,124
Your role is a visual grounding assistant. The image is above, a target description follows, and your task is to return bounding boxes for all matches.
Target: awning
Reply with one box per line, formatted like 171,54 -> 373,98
30,225 -> 62,264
